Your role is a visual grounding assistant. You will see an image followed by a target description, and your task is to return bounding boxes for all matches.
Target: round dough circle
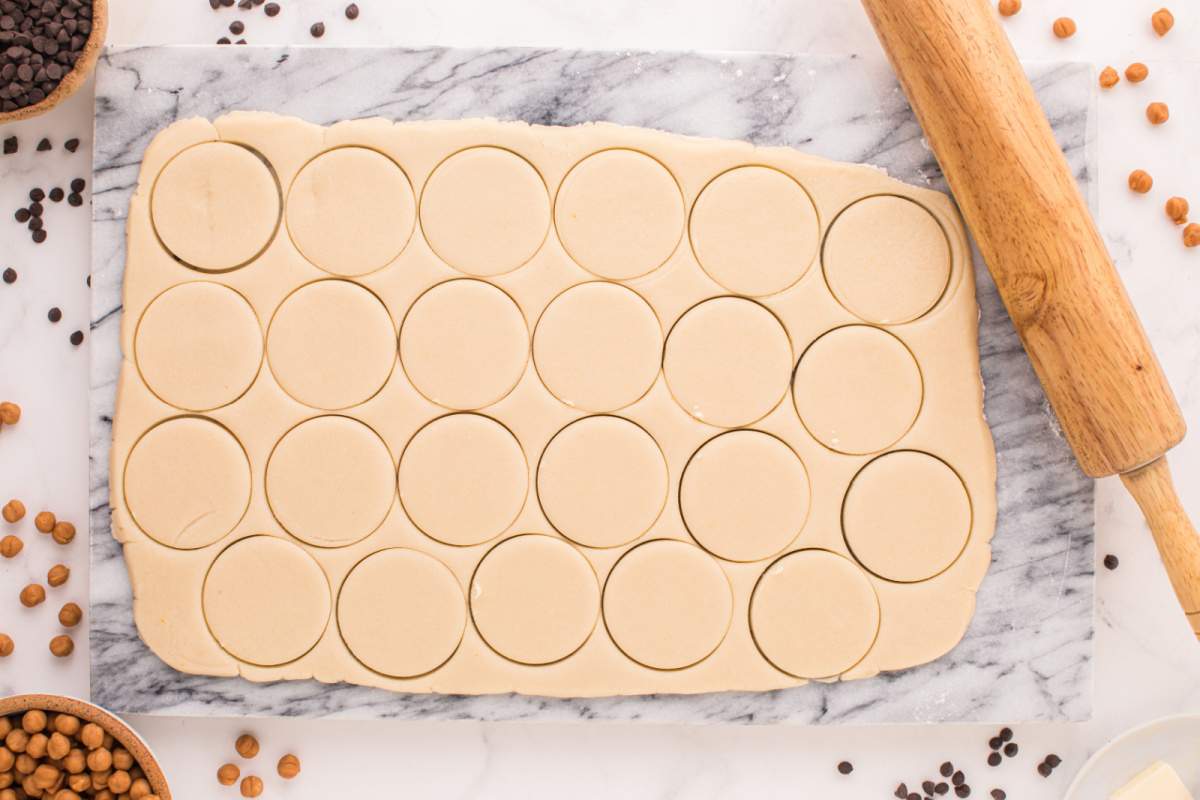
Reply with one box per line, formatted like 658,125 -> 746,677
680,431 -> 810,562
267,280 -> 396,410
151,141 -> 280,272
554,149 -> 684,280
337,548 -> 467,678
602,539 -> 733,670
124,417 -> 250,550
750,549 -> 880,679
823,195 -> 951,324
399,279 -> 528,410
793,325 -> 923,455
420,147 -> 550,276
135,282 -> 263,411
690,166 -> 820,296
533,282 -> 662,412
470,534 -> 599,665
398,414 -> 528,547
286,147 -> 416,276
663,297 -> 792,427
203,536 -> 330,666
842,450 -> 972,582
266,416 -> 395,548
537,416 -> 668,549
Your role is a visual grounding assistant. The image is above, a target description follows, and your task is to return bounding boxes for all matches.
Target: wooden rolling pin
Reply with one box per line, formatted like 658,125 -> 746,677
861,0 -> 1200,637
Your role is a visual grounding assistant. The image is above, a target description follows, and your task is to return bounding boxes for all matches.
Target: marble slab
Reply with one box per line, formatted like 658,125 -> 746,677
89,45 -> 1096,724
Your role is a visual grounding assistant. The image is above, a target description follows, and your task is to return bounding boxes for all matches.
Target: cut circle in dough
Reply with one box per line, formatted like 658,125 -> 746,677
663,296 -> 792,428
470,534 -> 599,665
337,548 -> 467,678
399,279 -> 529,410
680,430 -> 810,562
420,146 -> 550,276
793,325 -> 923,455
202,535 -> 330,666
537,416 -> 668,549
134,282 -> 263,411
533,282 -> 662,412
266,415 -> 395,548
823,195 -> 951,324
150,141 -> 281,272
123,416 -> 250,550
842,450 -> 971,583
750,549 -> 880,679
554,149 -> 684,280
398,413 -> 528,547
285,146 -> 416,276
689,166 -> 820,297
602,539 -> 733,670
266,279 -> 396,410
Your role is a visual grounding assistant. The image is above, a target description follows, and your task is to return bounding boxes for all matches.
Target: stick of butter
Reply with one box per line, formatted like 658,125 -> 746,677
1111,762 -> 1194,800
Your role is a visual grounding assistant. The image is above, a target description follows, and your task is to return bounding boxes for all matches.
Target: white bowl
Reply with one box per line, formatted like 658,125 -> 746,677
1065,714 -> 1200,799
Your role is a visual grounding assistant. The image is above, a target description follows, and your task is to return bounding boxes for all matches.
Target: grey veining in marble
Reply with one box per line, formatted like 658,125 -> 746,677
89,46 -> 1095,724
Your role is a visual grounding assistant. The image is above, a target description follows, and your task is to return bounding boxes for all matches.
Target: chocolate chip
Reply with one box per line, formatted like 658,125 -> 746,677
29,202 -> 43,217
70,177 -> 85,193
49,187 -> 64,202
238,0 -> 253,8
345,3 -> 359,19
310,21 -> 325,37
264,2 -> 279,15
15,208 -> 30,223
221,0 -> 235,6
30,188 -> 45,202
987,753 -> 1001,767
37,137 -> 51,151
955,786 -> 971,798
67,192 -> 82,207
923,781 -> 936,795
837,761 -> 853,775
936,782 -> 949,795
1003,743 -> 1018,758
940,763 -> 954,778
64,138 -> 79,152
999,728 -> 1013,743
216,36 -> 231,44
229,19 -> 244,34
952,771 -> 965,787
2,267 -> 15,284
69,330 -> 83,346
28,217 -> 43,231
236,38 -> 246,44
1037,763 -> 1052,778
3,136 -> 17,155
48,307 -> 61,322
209,0 -> 221,8
895,784 -> 909,799
1045,754 -> 1061,768
990,791 -> 1006,800
1103,554 -> 1119,570
988,737 -> 1002,751
32,229 -> 47,243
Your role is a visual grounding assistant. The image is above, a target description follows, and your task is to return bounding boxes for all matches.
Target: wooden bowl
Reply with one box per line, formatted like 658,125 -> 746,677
0,693 -> 172,799
0,0 -> 108,124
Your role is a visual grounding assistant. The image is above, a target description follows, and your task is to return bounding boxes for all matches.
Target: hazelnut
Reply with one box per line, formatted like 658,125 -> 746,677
34,511 -> 56,534
1052,17 -> 1076,38
1185,223 -> 1200,247
1152,7 -> 1174,36
20,583 -> 46,608
0,535 -> 22,558
1128,169 -> 1154,194
240,775 -> 264,798
235,734 -> 259,759
1098,66 -> 1119,89
0,401 -> 19,425
0,633 -> 13,657
21,711 -> 46,734
1125,63 -> 1149,83
51,521 -> 76,545
59,602 -> 83,628
79,724 -> 104,751
2,499 -> 25,524
1166,197 -> 1189,225
277,753 -> 300,779
49,634 -> 74,658
217,763 -> 240,786
47,564 -> 70,587
997,0 -> 1020,16
1146,102 -> 1170,125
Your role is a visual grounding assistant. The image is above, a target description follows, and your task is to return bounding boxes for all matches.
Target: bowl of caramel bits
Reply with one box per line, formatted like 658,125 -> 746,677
0,693 -> 171,799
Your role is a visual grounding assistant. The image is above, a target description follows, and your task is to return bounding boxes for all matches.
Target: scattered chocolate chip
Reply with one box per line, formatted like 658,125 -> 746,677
1003,743 -> 1018,758
28,218 -> 43,232
86,274 -> 91,287
837,761 -> 854,775
310,21 -> 325,37
217,36 -> 231,44
2,268 -> 15,284
70,178 -> 85,193
230,19 -> 245,34
49,187 -> 64,202
37,137 -> 52,151
32,229 -> 46,243
952,771 -> 965,787
1037,763 -> 1052,778
3,136 -> 17,155
221,0 -> 235,6
236,38 -> 246,44
988,737 -> 1002,751
15,208 -> 30,223
955,786 -> 972,798
987,752 -> 1002,767
210,0 -> 221,8
895,784 -> 909,799
345,3 -> 359,19
238,0 -> 253,8
923,781 -> 937,795
999,728 -> 1013,743
29,202 -> 43,217
1045,754 -> 1061,768
1103,554 -> 1119,570
64,138 -> 80,153
936,782 -> 950,795
264,2 -> 280,15
30,187 -> 45,202
69,330 -> 83,346
990,791 -> 1006,800
67,193 -> 82,207
48,307 -> 62,323
940,762 -> 954,778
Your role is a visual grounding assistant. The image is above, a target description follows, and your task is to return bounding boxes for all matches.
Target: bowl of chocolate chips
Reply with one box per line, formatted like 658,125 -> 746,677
0,0 -> 106,122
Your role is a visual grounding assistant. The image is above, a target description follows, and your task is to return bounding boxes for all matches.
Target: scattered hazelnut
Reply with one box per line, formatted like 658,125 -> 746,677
1125,62 -> 1149,83
0,534 -> 22,558
1098,66 -> 1119,88
20,583 -> 46,607
1128,169 -> 1154,193
1166,197 -> 1189,225
1146,102 -> 1170,125
997,0 -> 1020,17
51,520 -> 76,545
0,633 -> 13,657
277,753 -> 301,779
34,511 -> 56,533
218,763 -> 241,786
1052,17 -> 1076,38
59,602 -> 83,628
49,634 -> 74,658
0,401 -> 20,425
47,564 -> 70,587
240,775 -> 264,798
2,499 -> 25,523
1152,7 -> 1174,36
1185,223 -> 1200,247
235,734 -> 260,759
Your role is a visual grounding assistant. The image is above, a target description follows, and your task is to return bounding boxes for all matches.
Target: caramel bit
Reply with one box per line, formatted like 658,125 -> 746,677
1125,63 -> 1149,83
1152,7 -> 1175,36
59,602 -> 83,628
1146,102 -> 1170,125
241,775 -> 264,798
2,499 -> 25,523
235,733 -> 260,759
218,763 -> 241,786
1185,223 -> 1200,248
1052,17 -> 1076,38
19,583 -> 46,607
1166,197 -> 1189,225
0,632 -> 13,657
49,633 -> 75,657
34,510 -> 56,533
1128,169 -> 1154,193
277,753 -> 301,779
997,0 -> 1021,17
1098,66 -> 1119,89
0,534 -> 22,558
0,401 -> 20,426
47,563 -> 70,587
51,520 -> 76,545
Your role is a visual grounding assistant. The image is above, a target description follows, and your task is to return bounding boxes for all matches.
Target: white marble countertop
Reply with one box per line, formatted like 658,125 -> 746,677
1,0 -> 1198,797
